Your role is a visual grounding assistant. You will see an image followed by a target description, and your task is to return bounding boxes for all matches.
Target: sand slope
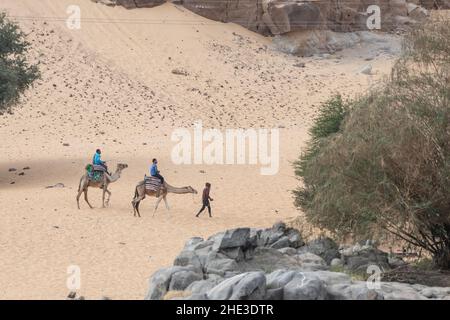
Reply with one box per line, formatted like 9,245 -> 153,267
0,1 -> 396,299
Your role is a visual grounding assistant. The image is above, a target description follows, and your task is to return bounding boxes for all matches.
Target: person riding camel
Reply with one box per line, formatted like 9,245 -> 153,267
93,149 -> 109,174
150,158 -> 164,184
149,158 -> 165,197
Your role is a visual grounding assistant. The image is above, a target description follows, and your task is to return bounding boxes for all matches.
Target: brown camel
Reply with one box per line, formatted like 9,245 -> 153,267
76,163 -> 128,209
131,181 -> 197,217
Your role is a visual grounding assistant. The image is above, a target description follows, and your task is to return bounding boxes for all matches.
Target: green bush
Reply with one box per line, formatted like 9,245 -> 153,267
294,20 -> 450,269
0,12 -> 39,112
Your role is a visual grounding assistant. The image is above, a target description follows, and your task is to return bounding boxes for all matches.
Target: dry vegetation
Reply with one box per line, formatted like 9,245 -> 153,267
294,20 -> 450,268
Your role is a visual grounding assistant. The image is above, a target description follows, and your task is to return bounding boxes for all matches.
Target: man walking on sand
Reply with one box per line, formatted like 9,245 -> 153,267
196,182 -> 213,218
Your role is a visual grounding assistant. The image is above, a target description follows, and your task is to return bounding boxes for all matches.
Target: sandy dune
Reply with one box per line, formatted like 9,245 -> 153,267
0,1 -> 397,299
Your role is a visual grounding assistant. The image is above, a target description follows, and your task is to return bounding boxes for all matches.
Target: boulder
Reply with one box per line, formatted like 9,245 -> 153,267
266,1 -> 325,34
327,282 -> 384,300
298,237 -> 340,265
266,269 -> 299,289
343,247 -> 390,273
222,247 -> 245,261
169,270 -> 203,291
286,228 -> 304,248
173,250 -> 204,273
283,273 -> 327,300
116,0 -> 165,8
145,265 -> 198,300
204,251 -> 239,276
407,3 -> 429,21
296,252 -> 328,271
212,228 -> 250,251
264,287 -> 284,300
207,272 -> 267,300
238,247 -> 302,273
187,277 -> 224,296
270,236 -> 290,249
183,237 -> 204,250
331,258 -> 344,267
257,222 -> 302,248
278,247 -> 297,256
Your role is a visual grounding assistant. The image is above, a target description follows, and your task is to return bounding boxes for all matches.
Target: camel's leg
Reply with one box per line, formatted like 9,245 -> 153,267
163,195 -> 170,211
135,200 -> 142,218
105,189 -> 112,207
153,195 -> 164,216
132,195 -> 145,218
76,177 -> 87,209
102,184 -> 109,208
84,189 -> 94,209
76,189 -> 83,209
132,199 -> 136,216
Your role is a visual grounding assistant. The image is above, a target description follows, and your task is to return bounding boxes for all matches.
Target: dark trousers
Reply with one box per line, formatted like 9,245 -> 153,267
96,163 -> 108,174
196,201 -> 211,217
153,173 -> 164,184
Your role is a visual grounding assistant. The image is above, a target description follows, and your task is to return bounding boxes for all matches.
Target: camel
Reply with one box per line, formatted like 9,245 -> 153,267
131,180 -> 197,217
76,163 -> 128,209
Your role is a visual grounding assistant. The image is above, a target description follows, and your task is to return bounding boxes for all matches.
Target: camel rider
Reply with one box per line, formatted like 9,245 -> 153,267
150,158 -> 164,184
93,149 -> 109,173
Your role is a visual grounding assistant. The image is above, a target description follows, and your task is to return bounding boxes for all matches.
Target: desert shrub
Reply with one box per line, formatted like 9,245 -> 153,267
294,20 -> 450,268
0,12 -> 39,112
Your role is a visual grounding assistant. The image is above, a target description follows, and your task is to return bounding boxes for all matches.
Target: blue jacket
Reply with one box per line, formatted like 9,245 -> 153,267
93,153 -> 103,165
150,163 -> 158,176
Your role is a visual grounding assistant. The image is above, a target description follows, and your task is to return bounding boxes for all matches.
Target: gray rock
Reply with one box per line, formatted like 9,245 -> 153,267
115,0 -> 165,9
298,237 -> 340,265
169,270 -> 203,291
297,252 -> 327,271
174,250 -> 203,273
204,251 -> 239,276
331,258 -> 343,267
207,272 -> 266,300
238,247 -> 302,273
145,266 -> 197,300
270,236 -> 290,249
313,271 -> 351,286
286,229 -> 304,248
278,247 -> 297,256
283,273 -> 327,300
183,237 -> 204,250
247,228 -> 262,248
388,255 -> 406,268
257,222 -> 287,247
266,269 -> 299,289
221,247 -> 245,262
327,282 -> 384,300
212,228 -> 250,251
265,287 -> 284,300
187,277 -> 224,295
343,247 -> 389,273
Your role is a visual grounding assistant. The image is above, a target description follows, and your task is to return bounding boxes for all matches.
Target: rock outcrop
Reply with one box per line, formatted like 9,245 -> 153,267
92,0 -> 165,8
145,223 -> 450,300
92,0 -> 430,34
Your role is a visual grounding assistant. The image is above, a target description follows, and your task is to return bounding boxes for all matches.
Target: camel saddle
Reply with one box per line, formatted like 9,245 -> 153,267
144,175 -> 162,192
92,164 -> 107,172
86,164 -> 105,181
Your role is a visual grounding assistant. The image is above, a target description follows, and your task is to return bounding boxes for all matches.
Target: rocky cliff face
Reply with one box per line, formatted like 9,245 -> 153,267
93,0 -> 432,34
